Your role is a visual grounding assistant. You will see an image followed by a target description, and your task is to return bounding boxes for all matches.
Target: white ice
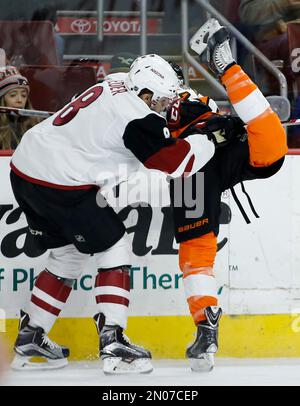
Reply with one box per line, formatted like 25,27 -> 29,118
2,359 -> 300,386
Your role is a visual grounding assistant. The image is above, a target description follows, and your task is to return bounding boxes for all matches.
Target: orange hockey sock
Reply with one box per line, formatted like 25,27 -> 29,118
221,64 -> 288,167
179,232 -> 218,324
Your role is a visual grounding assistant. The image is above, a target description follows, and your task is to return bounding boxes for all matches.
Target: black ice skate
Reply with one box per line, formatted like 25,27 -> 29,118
11,310 -> 69,371
94,313 -> 153,374
190,18 -> 235,76
186,306 -> 222,372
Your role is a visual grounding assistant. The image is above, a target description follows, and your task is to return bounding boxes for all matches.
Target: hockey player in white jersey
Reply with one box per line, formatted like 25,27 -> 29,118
10,54 -> 216,374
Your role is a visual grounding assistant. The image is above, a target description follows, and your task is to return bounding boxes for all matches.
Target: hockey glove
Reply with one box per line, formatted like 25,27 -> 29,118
193,114 -> 247,148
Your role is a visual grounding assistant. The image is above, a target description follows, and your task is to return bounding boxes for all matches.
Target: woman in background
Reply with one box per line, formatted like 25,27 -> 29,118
0,66 -> 40,150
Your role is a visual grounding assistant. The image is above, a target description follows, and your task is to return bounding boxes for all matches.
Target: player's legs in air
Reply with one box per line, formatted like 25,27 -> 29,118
174,18 -> 288,372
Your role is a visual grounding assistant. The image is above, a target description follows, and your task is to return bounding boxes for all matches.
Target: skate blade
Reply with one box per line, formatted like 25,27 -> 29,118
11,354 -> 68,371
190,18 -> 221,55
189,354 -> 215,373
102,357 -> 153,375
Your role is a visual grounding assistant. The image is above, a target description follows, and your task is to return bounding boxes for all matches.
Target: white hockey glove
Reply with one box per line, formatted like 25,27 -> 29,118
190,18 -> 236,76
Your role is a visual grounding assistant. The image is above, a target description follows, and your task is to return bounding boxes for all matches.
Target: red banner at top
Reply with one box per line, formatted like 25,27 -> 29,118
57,17 -> 161,35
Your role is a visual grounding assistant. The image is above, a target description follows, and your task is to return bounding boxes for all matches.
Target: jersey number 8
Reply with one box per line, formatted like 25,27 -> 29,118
53,86 -> 103,126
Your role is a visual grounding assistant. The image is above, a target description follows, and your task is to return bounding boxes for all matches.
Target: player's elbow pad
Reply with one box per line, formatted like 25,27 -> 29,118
169,134 -> 215,178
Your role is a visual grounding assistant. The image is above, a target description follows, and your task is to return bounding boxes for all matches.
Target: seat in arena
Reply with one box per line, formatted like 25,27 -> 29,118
0,21 -> 59,66
20,65 -> 98,112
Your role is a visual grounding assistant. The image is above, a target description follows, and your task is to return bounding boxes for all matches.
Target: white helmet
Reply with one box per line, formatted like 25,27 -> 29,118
125,54 -> 180,108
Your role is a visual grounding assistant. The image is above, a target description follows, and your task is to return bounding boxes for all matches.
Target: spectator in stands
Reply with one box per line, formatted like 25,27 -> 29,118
239,0 -> 300,43
0,67 -> 40,150
238,0 -> 300,94
32,3 -> 65,65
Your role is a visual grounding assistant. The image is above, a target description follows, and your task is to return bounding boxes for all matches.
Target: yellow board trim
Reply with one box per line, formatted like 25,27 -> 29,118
2,314 -> 300,360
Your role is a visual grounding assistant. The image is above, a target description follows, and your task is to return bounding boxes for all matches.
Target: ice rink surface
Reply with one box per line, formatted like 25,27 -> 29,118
2,358 -> 300,386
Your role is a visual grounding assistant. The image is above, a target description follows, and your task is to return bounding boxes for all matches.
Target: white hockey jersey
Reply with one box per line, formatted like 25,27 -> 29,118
11,74 -> 214,190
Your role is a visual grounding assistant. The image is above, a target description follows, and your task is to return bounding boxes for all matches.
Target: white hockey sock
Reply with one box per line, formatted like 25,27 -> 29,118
94,267 -> 130,329
28,269 -> 73,333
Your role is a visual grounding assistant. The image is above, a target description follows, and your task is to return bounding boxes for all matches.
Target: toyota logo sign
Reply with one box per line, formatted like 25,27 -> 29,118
71,19 -> 92,33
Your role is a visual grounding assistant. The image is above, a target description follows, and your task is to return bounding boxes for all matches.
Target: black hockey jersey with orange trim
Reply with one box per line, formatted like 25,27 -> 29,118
167,95 -> 285,242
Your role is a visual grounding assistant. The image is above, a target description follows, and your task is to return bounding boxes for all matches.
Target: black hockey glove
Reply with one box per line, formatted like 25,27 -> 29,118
193,115 -> 247,148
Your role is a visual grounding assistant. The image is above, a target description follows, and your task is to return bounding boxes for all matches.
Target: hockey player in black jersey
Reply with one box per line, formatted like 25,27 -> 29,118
167,19 -> 288,372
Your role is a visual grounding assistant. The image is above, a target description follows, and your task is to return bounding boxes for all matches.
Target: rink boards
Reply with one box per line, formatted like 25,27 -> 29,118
1,154 -> 300,358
